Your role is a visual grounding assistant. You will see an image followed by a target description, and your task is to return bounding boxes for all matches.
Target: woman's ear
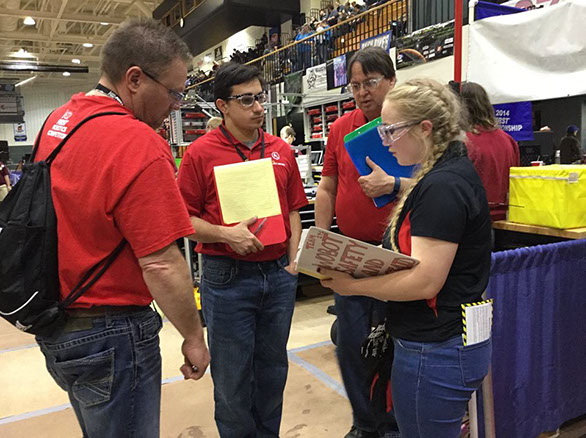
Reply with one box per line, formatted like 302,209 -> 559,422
419,120 -> 434,139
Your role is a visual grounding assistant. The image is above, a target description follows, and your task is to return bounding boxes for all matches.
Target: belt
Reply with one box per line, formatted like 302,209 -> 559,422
65,305 -> 150,318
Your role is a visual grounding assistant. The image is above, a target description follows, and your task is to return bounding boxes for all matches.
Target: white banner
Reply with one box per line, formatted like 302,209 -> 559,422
468,0 -> 586,104
306,63 -> 327,92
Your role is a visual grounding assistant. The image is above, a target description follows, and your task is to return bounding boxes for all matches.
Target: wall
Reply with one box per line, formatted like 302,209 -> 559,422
0,81 -> 95,157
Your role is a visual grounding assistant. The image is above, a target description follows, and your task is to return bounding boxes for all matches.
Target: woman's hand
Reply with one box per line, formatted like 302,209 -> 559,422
319,268 -> 355,295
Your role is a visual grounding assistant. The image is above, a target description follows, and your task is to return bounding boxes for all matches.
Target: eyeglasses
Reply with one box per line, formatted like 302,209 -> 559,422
377,120 -> 422,145
347,77 -> 385,94
226,92 -> 268,108
141,69 -> 186,104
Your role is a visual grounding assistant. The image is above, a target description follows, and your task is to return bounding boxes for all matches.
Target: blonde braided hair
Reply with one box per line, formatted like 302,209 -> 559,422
386,79 -> 465,252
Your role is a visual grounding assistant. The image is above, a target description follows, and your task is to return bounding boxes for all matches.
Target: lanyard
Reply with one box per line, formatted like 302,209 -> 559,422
219,125 -> 264,162
94,83 -> 124,106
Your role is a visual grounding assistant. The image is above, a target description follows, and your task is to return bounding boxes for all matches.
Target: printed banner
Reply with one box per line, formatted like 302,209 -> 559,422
493,102 -> 534,142
333,55 -> 347,88
502,0 -> 567,9
306,63 -> 327,92
360,31 -> 392,51
395,21 -> 454,70
13,122 -> 27,142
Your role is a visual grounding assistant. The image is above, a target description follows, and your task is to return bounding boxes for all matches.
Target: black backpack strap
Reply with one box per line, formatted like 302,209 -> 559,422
35,110 -> 129,308
60,239 -> 127,308
46,111 -> 126,165
30,111 -> 55,162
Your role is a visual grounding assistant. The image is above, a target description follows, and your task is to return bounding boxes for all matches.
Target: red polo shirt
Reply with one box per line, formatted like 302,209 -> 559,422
34,93 -> 194,308
178,124 -> 308,261
322,108 -> 395,242
465,127 -> 520,221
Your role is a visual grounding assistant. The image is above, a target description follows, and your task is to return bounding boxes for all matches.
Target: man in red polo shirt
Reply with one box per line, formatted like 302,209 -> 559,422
316,47 -> 403,438
32,20 -> 209,438
178,62 -> 307,438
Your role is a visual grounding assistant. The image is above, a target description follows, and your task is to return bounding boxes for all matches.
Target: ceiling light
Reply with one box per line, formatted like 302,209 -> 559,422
82,43 -> 93,48
63,71 -> 71,77
15,75 -> 37,87
100,22 -> 109,26
11,48 -> 36,59
179,18 -> 184,28
23,16 -> 36,26
72,58 -> 81,64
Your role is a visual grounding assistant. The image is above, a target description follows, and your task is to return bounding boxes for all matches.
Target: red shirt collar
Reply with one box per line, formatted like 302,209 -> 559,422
219,122 -> 264,151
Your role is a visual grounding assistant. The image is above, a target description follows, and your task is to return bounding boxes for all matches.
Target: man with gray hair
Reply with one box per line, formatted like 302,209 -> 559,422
33,19 -> 209,437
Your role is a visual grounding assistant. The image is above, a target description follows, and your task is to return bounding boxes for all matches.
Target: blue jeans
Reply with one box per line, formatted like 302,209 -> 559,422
201,254 -> 298,438
391,335 -> 492,438
36,307 -> 163,438
334,294 -> 398,433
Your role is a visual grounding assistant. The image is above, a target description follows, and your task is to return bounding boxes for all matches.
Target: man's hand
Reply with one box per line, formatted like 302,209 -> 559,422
180,337 -> 211,381
319,267 -> 354,295
284,262 -> 298,276
358,156 -> 394,198
225,216 -> 264,256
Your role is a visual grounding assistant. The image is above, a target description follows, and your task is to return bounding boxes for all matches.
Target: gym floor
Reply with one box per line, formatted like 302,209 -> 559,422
0,294 -> 584,437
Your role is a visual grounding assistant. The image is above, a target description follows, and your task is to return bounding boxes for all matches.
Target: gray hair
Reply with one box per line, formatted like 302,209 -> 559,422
101,19 -> 192,83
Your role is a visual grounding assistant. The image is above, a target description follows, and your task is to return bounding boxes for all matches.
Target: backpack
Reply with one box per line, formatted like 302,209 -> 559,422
0,111 -> 126,337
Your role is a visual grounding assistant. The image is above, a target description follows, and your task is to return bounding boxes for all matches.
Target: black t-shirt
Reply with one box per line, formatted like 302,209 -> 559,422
383,142 -> 492,342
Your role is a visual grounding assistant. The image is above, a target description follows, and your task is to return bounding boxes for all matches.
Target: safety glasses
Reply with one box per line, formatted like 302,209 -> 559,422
377,120 -> 422,145
226,92 -> 268,108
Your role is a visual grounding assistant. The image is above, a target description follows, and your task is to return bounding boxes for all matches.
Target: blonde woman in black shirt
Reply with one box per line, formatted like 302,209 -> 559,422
319,79 -> 492,438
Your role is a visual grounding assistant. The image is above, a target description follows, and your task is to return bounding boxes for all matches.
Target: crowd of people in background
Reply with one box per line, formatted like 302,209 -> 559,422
187,1 -> 390,90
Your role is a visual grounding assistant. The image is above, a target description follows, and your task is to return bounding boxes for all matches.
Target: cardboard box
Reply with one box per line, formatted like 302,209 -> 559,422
509,165 -> 586,229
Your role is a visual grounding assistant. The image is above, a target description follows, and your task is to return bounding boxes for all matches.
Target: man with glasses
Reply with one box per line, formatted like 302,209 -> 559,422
31,20 -> 209,437
178,62 -> 307,438
316,46 -> 405,438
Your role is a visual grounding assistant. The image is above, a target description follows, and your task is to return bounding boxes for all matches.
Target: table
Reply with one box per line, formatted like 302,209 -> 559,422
492,220 -> 586,250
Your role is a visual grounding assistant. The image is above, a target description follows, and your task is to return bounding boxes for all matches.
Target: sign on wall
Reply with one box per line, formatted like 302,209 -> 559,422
306,63 -> 327,92
360,31 -> 392,51
493,101 -> 534,142
396,21 -> 454,70
13,122 -> 27,142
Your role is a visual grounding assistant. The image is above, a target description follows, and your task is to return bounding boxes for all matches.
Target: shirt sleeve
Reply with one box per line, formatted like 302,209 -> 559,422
322,122 -> 339,177
409,174 -> 472,244
177,149 -> 207,218
287,147 -> 309,211
113,157 -> 194,258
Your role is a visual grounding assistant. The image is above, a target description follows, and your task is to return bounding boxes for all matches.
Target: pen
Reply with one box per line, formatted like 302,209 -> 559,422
254,218 -> 267,236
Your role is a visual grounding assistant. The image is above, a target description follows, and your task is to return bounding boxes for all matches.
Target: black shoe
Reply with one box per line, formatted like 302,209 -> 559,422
344,426 -> 380,438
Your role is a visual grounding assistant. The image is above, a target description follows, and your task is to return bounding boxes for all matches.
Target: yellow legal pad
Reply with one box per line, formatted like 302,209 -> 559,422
213,158 -> 282,225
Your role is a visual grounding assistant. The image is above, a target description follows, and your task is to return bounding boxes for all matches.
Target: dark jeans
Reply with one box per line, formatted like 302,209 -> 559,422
334,293 -> 398,433
36,307 -> 163,438
392,335 -> 492,437
201,254 -> 298,438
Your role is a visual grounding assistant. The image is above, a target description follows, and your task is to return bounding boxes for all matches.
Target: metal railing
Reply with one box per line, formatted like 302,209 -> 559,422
188,0 -> 408,98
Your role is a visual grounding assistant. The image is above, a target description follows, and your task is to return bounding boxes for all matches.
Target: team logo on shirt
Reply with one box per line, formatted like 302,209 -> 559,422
271,151 -> 281,161
63,110 -> 73,120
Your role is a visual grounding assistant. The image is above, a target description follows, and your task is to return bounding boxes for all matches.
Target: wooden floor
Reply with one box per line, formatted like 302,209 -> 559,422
0,294 -> 584,437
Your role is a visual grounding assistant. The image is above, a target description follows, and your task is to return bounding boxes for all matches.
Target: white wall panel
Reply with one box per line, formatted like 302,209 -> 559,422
1,82 -> 94,151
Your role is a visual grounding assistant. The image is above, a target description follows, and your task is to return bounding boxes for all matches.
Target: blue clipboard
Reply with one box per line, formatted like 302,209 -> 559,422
344,117 -> 415,208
